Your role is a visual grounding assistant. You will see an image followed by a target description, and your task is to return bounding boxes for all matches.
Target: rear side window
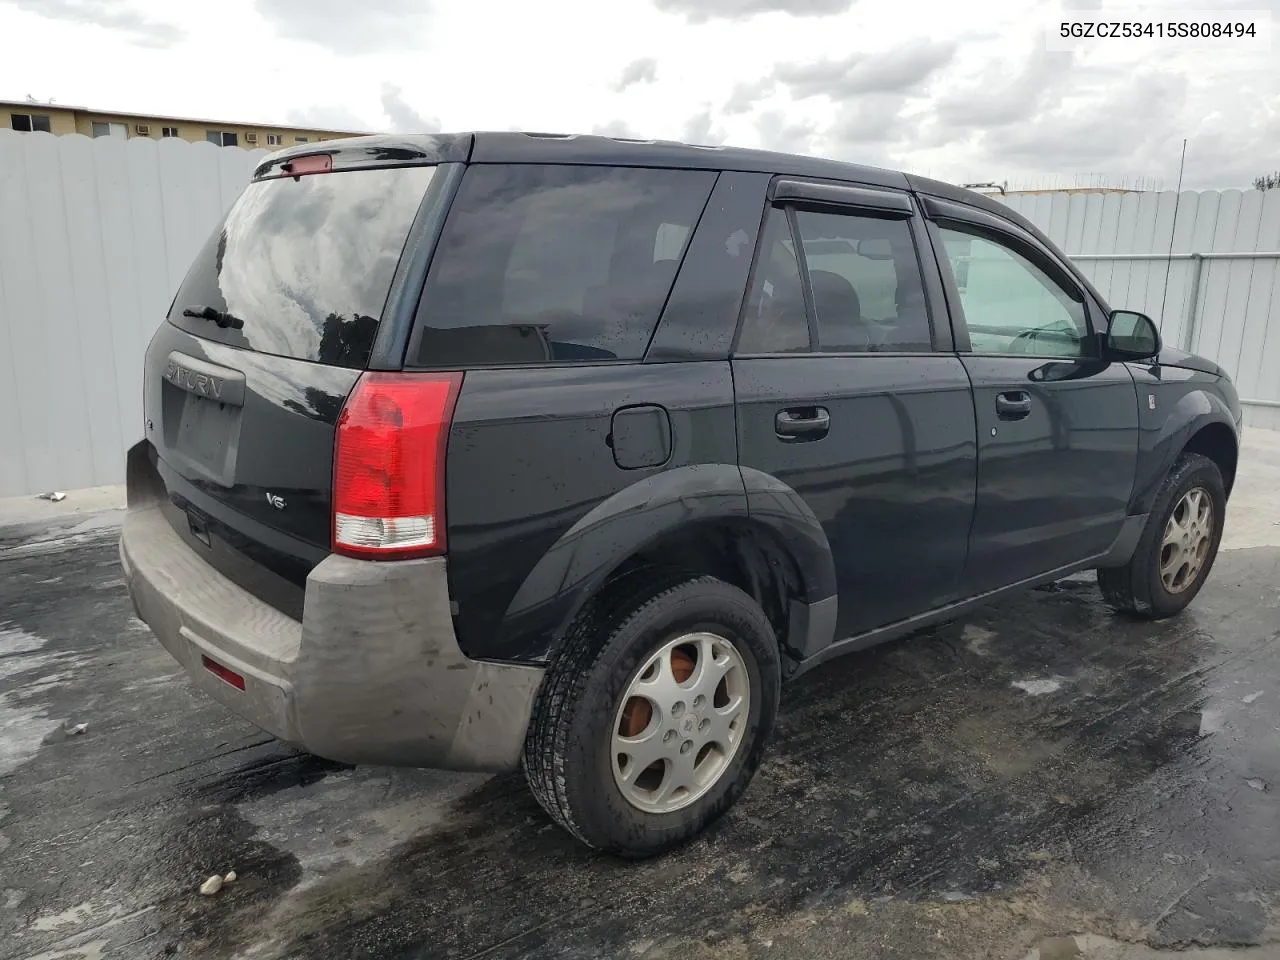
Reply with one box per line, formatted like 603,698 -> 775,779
168,166 -> 436,368
408,165 -> 715,367
737,204 -> 932,355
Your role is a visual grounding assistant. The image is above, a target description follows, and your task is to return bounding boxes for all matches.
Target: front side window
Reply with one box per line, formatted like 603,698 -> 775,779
795,208 -> 931,352
939,226 -> 1090,357
161,126 -> 179,138
409,164 -> 715,366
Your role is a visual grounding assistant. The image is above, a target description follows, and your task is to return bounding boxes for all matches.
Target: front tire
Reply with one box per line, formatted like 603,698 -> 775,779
1098,452 -> 1226,619
523,574 -> 781,858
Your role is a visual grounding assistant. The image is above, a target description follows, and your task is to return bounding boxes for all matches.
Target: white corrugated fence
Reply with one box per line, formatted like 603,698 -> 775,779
1002,189 -> 1280,430
0,130 -> 266,498
2,130 -> 1280,496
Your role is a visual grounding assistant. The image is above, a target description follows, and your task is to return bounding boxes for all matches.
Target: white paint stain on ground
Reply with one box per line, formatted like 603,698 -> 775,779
963,624 -> 996,656
1,625 -> 49,658
237,767 -> 488,893
16,940 -> 110,960
30,902 -> 100,932
1012,678 -> 1065,696
0,625 -> 77,776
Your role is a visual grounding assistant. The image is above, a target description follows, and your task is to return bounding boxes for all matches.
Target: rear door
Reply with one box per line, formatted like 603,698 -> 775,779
142,160 -> 446,616
732,184 -> 978,640
923,201 -> 1139,595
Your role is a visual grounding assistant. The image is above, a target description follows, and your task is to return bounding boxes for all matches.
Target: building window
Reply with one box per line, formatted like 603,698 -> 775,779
161,126 -> 179,137
11,113 -> 52,133
206,130 -> 238,147
295,136 -> 309,143
91,121 -> 127,138
267,134 -> 282,145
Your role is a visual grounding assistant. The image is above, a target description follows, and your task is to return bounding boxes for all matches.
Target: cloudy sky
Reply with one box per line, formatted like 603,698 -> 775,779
1,0 -> 1277,190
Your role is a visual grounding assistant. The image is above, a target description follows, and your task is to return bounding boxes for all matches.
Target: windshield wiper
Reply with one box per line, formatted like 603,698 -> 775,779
182,305 -> 244,330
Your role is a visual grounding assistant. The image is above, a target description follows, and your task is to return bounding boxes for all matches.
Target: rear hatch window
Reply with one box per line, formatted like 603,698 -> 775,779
169,165 -> 436,368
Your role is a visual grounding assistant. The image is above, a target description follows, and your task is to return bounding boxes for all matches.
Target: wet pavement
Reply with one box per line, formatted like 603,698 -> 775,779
3,484 -> 1280,958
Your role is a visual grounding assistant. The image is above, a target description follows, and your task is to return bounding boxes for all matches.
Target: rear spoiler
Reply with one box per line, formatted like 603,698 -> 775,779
253,133 -> 475,181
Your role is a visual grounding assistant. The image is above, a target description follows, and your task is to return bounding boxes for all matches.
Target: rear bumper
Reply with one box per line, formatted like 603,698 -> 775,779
119,502 -> 544,771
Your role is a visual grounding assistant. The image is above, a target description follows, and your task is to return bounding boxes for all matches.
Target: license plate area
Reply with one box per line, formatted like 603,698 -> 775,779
160,383 -> 243,487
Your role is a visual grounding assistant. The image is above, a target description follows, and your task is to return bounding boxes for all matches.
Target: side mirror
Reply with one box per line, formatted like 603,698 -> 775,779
1106,309 -> 1161,360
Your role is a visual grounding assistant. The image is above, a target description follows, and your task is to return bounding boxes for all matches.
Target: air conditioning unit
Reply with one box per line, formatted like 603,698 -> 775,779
245,133 -> 258,144
135,124 -> 150,135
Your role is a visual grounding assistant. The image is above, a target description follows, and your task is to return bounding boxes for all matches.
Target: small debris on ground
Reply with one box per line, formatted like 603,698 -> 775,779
38,491 -> 67,502
1241,690 -> 1265,704
1245,777 -> 1268,791
199,875 -> 224,896
66,722 -> 88,736
223,870 -> 237,884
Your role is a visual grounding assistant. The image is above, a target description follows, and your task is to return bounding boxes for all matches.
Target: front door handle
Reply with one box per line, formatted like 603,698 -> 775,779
776,406 -> 830,442
995,391 -> 1032,420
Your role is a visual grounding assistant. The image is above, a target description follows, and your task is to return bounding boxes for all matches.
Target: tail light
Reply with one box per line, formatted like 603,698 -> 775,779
333,371 -> 462,560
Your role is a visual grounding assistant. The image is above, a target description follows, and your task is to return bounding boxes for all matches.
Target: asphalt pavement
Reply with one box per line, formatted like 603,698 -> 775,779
3,434 -> 1280,960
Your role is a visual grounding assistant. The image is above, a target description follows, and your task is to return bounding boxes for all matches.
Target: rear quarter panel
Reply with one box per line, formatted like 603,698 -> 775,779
444,363 -> 740,662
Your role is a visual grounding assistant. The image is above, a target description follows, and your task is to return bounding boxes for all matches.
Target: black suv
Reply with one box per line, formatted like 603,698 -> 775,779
121,133 -> 1241,857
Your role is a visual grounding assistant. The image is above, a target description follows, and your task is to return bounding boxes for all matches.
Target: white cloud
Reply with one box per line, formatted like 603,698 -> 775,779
0,0 -> 1276,189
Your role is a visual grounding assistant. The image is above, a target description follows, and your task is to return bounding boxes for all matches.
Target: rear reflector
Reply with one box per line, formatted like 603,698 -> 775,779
333,371 -> 462,560
202,655 -> 246,691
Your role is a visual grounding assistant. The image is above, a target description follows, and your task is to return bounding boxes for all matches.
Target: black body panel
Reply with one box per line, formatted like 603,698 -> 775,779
1125,362 -> 1241,515
958,357 -> 1139,594
141,321 -> 359,613
444,363 -> 740,663
733,356 -> 978,638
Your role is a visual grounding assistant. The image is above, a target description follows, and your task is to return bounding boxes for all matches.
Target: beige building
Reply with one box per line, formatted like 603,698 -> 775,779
2,99 -> 369,148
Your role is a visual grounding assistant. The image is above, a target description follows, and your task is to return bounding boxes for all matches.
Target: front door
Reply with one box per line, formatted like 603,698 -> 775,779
928,215 -> 1140,596
733,192 -> 977,640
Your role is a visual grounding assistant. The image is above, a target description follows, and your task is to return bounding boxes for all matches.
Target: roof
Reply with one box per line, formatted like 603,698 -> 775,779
0,99 -> 369,135
250,130 -> 1111,314
255,131 -> 912,188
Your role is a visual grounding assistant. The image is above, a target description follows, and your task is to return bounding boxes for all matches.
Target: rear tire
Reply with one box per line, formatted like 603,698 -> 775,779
523,573 -> 781,858
1098,452 -> 1225,619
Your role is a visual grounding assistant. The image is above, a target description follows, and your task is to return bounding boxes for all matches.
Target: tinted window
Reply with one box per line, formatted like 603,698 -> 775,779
409,165 -> 714,367
795,209 -> 931,352
939,227 -> 1091,357
168,166 -> 435,368
736,208 -> 810,354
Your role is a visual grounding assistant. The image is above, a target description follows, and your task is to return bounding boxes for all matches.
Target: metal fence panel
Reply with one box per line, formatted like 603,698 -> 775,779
5,135 -> 1280,494
0,130 -> 264,496
1004,187 -> 1280,429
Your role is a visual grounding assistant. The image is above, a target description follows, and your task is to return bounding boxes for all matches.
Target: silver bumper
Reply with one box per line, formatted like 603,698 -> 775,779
119,503 -> 544,771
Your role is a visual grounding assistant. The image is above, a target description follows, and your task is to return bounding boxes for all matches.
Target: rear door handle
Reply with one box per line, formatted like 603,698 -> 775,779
995,391 -> 1032,420
775,406 -> 830,442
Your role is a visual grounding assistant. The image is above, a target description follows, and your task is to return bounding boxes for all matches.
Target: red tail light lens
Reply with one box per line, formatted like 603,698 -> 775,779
333,371 -> 462,560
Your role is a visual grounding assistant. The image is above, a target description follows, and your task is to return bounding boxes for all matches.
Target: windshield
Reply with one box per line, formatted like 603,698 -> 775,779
168,165 -> 436,368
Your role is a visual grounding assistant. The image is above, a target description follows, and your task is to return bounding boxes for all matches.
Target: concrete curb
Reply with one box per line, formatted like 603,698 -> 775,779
0,485 -> 126,548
